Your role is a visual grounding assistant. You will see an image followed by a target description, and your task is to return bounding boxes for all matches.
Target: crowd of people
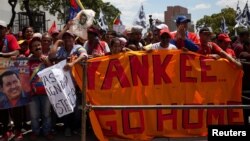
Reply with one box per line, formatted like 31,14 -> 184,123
0,15 -> 250,141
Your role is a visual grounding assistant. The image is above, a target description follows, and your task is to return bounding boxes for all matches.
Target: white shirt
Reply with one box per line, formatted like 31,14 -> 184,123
151,42 -> 177,50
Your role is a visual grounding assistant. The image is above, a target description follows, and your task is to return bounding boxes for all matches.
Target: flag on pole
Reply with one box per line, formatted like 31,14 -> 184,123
75,0 -> 84,10
48,21 -> 58,34
113,14 -> 122,25
235,0 -> 243,28
97,9 -> 109,31
113,14 -> 125,33
241,1 -> 250,27
235,1 -> 242,23
220,17 -> 229,33
69,0 -> 81,20
133,4 -> 147,28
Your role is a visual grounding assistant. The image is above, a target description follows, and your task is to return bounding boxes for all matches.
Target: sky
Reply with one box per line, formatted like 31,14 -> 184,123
103,0 -> 249,26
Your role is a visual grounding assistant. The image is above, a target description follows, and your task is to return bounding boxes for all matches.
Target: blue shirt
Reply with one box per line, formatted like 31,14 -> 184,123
170,39 -> 199,52
55,44 -> 87,60
0,91 -> 30,109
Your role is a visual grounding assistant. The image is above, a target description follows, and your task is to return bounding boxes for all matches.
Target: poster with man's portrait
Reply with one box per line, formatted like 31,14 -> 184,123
69,9 -> 96,40
0,58 -> 31,109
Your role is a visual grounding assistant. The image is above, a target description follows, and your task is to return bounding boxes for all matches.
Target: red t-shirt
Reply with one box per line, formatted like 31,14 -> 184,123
225,48 -> 236,58
0,34 -> 20,53
187,32 -> 200,45
29,57 -> 47,95
171,31 -> 200,45
197,42 -> 222,55
19,49 -> 30,57
232,39 -> 244,58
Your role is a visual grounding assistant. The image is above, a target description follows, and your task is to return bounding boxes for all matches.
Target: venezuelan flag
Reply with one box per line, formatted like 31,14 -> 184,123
113,15 -> 122,25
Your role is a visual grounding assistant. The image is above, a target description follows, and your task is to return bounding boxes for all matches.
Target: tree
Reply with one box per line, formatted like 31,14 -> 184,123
196,8 -> 236,35
8,0 -> 18,27
23,0 -> 33,27
20,0 -> 120,28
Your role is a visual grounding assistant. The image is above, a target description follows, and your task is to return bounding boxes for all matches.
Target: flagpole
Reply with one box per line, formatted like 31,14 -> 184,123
81,61 -> 87,141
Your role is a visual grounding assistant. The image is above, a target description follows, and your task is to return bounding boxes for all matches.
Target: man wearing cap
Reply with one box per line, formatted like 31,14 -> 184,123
127,25 -> 144,51
0,20 -> 20,57
217,33 -> 236,58
232,28 -> 250,58
83,26 -> 110,57
153,24 -> 169,43
198,27 -> 241,68
49,28 -> 88,137
171,15 -> 200,47
144,29 -> 177,51
49,27 -> 88,69
169,16 -> 199,52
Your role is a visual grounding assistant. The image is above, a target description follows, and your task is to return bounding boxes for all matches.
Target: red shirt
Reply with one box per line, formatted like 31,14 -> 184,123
225,48 -> 236,58
197,42 -> 222,55
0,34 -> 20,53
171,31 -> 200,45
19,49 -> 30,57
232,39 -> 244,58
187,32 -> 200,45
29,56 -> 47,96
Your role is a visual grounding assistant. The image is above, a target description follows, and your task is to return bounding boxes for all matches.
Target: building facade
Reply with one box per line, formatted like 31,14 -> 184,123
164,6 -> 194,32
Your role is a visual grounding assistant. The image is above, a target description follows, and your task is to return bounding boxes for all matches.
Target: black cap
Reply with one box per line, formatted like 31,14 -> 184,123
199,27 -> 212,34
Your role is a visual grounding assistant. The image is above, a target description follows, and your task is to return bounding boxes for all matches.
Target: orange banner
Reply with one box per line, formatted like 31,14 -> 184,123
72,50 -> 244,141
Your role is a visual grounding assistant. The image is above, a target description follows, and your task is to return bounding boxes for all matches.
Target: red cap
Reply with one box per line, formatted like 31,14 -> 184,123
218,34 -> 231,42
160,29 -> 171,38
87,26 -> 100,36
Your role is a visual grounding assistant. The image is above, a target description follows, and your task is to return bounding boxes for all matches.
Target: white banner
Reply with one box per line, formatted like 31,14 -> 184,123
38,60 -> 76,117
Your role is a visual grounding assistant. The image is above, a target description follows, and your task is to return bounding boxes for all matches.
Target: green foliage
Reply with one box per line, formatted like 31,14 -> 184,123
20,0 -> 120,27
196,8 -> 236,36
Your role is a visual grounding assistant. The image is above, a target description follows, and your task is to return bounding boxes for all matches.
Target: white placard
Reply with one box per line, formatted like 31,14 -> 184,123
38,60 -> 76,117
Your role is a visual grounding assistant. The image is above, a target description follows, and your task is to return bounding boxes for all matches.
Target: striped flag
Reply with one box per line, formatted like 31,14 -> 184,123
69,0 -> 81,20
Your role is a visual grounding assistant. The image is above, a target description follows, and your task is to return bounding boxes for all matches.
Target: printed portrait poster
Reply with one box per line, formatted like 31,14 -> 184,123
0,58 -> 31,109
69,9 -> 96,40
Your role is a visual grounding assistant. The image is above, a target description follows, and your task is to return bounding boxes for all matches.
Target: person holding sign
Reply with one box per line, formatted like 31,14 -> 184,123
28,37 -> 54,140
0,20 -> 26,141
49,28 -> 87,136
49,24 -> 88,70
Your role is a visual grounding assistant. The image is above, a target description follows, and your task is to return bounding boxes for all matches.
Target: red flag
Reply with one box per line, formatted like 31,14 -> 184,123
113,15 -> 122,25
48,21 -> 58,34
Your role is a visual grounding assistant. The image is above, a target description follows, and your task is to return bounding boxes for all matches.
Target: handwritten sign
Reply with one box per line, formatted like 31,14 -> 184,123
38,60 -> 76,117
